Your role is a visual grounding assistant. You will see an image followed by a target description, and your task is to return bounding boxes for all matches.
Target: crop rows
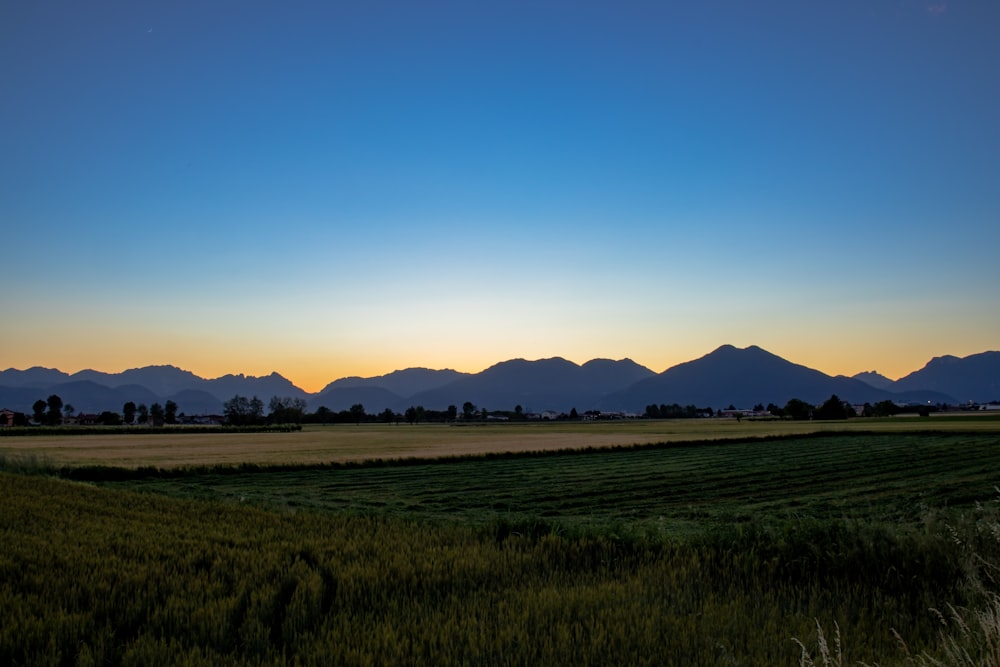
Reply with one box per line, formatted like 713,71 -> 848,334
103,432 -> 1000,536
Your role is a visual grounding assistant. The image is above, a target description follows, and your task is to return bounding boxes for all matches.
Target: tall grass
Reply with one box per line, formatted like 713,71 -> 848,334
794,493 -> 1000,666
0,471 -> 975,666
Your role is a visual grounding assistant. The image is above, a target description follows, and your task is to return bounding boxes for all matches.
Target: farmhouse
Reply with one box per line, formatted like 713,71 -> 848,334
1,408 -> 17,427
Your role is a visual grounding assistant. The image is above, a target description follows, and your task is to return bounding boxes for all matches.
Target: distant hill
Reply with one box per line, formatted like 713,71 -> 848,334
202,372 -> 309,404
892,351 -> 1000,403
1,346 -> 996,416
599,345 -> 954,411
0,381 -> 161,415
309,386 -> 406,413
407,357 -> 656,413
70,365 -> 204,397
851,371 -> 895,391
0,366 -> 307,415
0,366 -> 75,388
319,368 -> 469,399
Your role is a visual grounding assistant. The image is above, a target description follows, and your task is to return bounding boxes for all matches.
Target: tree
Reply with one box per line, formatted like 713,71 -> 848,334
404,406 -> 418,424
137,404 -> 149,425
150,403 -> 165,425
313,406 -> 334,424
380,408 -> 396,423
123,401 -> 136,425
32,400 -> 47,424
814,394 -> 849,420
63,404 -> 75,420
569,407 -> 579,420
99,411 -> 122,426
462,401 -> 476,420
269,396 -> 307,424
349,403 -> 366,425
783,398 -> 812,421
164,400 -> 178,425
871,400 -> 900,418
224,395 -> 264,426
447,405 -> 458,421
514,404 -> 523,419
46,394 -> 63,425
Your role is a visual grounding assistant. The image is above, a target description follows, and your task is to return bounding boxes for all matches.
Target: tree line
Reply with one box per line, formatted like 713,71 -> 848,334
8,392 -> 937,429
641,395 -> 936,421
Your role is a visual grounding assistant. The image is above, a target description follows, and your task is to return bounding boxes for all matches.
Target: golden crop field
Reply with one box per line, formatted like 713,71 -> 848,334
2,413 -> 997,468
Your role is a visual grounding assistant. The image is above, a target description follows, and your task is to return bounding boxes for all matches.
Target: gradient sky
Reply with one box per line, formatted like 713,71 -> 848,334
2,1 -> 998,392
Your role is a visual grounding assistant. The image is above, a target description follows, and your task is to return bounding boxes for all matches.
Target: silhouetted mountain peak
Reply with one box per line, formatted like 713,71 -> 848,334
851,371 -> 895,390
894,351 -> 1000,402
320,367 -> 468,398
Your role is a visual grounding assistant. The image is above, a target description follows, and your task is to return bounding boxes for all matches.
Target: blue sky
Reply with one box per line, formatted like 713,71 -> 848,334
2,0 -> 998,391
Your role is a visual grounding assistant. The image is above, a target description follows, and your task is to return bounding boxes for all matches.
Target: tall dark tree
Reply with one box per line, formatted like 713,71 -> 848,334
137,403 -> 149,425
349,403 -> 366,425
99,411 -> 122,426
462,402 -> 475,420
164,400 -> 178,425
46,394 -> 63,425
313,406 -> 334,424
872,400 -> 900,417
224,395 -> 250,425
446,405 -> 458,421
269,396 -> 307,424
150,403 -> 165,425
123,401 -> 136,425
32,399 -> 48,424
380,408 -> 395,423
814,394 -> 849,420
250,396 -> 264,423
783,398 -> 813,421
404,406 -> 418,424
224,395 -> 264,426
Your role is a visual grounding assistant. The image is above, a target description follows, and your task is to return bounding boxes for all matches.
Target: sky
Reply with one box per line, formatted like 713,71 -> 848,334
2,1 -> 998,393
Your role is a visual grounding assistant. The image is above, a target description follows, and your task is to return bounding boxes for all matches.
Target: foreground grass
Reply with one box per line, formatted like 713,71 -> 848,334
3,428 -> 999,665
1,470 -> 987,666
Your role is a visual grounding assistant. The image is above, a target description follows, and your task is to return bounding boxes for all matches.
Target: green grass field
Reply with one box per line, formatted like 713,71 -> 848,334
3,420 -> 1000,665
96,431 -> 1000,538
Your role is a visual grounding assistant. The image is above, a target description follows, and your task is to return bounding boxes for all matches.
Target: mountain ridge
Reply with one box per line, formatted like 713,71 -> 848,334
2,347 -> 997,415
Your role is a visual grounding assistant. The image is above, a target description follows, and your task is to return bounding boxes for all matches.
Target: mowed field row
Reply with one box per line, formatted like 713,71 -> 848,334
102,431 -> 1000,536
2,413 -> 998,468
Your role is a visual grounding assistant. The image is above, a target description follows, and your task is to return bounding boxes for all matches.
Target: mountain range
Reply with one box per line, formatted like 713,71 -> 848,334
1,345 -> 997,416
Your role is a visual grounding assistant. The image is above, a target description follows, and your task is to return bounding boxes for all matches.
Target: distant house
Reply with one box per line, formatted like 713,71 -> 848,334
720,408 -> 771,419
76,413 -> 102,426
1,408 -> 17,427
183,414 -> 224,425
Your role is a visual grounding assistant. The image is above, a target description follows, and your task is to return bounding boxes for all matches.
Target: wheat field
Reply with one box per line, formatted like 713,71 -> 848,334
2,414 -> 996,468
